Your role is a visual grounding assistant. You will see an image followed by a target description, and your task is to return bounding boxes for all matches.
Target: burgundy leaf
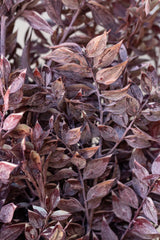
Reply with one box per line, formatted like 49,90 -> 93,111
0,203 -> 17,223
71,152 -> 86,169
22,10 -> 54,34
118,181 -> 139,209
3,112 -> 24,131
112,191 -> 132,222
28,210 -> 44,229
25,224 -> 38,240
9,69 -> 26,94
50,186 -> 60,210
65,127 -> 81,145
130,217 -> 160,239
32,206 -> 47,218
51,210 -> 71,222
151,153 -> 160,175
96,60 -> 128,85
83,155 -> 111,179
86,31 -> 108,58
62,0 -> 79,9
87,179 -> 115,202
101,217 -> 118,240
0,161 -> 17,180
143,197 -> 158,225
58,198 -> 84,213
0,223 -> 25,240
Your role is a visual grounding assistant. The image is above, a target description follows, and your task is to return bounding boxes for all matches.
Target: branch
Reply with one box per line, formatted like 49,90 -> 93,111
120,177 -> 159,240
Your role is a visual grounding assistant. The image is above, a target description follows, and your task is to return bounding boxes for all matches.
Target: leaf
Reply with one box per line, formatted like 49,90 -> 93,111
58,198 -> 84,213
79,146 -> 99,159
101,217 -> 118,240
142,106 -> 160,122
87,179 -> 115,202
51,78 -> 65,100
94,40 -> 123,68
132,177 -> 148,199
3,112 -> 24,131
25,224 -> 38,240
145,0 -> 151,15
96,60 -> 128,85
83,155 -> 111,179
52,168 -> 78,181
130,217 -> 160,239
118,181 -> 139,209
28,210 -> 44,229
56,63 -> 92,78
10,124 -> 32,138
101,84 -> 130,101
3,88 -> 10,113
126,96 -> 140,115
62,0 -> 79,9
0,203 -> 17,223
86,31 -> 108,58
50,186 -> 60,211
133,160 -> 150,184
51,210 -> 71,222
49,223 -> 65,240
22,10 -> 54,34
104,97 -> 127,114
71,152 -> 86,169
0,223 -> 25,240
141,72 -> 152,94
45,47 -> 75,64
0,161 -> 17,180
44,0 -> 63,26
112,191 -> 132,222
65,127 -> 81,145
151,154 -> 160,175
98,125 -> 119,143
125,135 -> 151,149
9,69 -> 26,94
152,179 -> 160,195
143,197 -> 158,225
32,206 -> 47,218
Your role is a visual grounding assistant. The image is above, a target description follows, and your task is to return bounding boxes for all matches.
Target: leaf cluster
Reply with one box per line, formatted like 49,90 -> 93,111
0,0 -> 160,239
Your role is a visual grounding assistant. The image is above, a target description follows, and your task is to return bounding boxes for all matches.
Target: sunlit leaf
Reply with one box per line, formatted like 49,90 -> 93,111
96,60 -> 128,85
3,112 -> 24,131
86,31 -> 108,57
94,40 -> 123,68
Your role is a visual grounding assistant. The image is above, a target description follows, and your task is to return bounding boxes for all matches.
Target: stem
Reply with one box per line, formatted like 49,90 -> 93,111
120,177 -> 158,240
78,168 -> 90,230
59,8 -> 81,44
108,97 -> 149,155
0,16 -> 7,56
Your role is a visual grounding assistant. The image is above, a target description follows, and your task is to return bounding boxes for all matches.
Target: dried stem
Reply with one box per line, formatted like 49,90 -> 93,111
120,177 -> 159,240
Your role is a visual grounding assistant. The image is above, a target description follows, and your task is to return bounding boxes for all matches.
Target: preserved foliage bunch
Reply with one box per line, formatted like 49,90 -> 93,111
0,0 -> 160,239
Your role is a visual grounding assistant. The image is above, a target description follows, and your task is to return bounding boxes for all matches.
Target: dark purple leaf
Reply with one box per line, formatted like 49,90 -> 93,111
101,217 -> 118,240
22,10 -> 54,34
